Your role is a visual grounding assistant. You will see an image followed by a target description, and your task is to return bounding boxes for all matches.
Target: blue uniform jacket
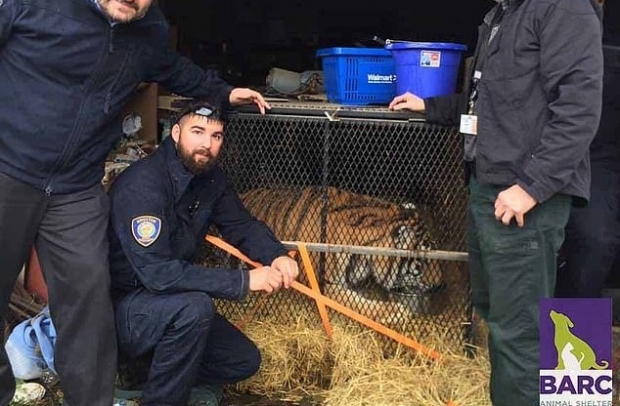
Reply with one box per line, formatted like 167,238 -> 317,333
0,0 -> 232,194
108,137 -> 289,301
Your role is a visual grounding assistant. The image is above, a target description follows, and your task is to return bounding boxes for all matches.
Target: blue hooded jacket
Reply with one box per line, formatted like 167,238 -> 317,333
0,0 -> 232,194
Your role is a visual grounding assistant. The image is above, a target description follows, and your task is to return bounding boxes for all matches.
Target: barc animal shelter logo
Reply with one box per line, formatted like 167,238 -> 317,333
539,298 -> 613,404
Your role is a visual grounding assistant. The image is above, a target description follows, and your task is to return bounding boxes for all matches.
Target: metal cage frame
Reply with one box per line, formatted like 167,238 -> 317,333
201,102 -> 473,350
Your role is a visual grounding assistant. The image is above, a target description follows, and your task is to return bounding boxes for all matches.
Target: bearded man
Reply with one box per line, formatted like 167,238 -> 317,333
107,102 -> 299,406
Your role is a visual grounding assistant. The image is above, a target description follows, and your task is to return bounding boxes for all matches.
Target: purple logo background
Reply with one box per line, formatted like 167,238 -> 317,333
539,298 -> 612,370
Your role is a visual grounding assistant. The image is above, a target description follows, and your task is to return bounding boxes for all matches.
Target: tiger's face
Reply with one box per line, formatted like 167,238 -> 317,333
346,224 -> 436,290
327,204 -> 442,294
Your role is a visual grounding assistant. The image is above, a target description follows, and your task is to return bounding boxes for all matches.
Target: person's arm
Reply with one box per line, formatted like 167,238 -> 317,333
211,186 -> 299,288
388,92 -> 467,127
144,32 -> 233,110
211,184 -> 290,267
517,0 -> 603,203
144,17 -> 270,113
110,183 -> 249,300
424,93 -> 468,127
145,46 -> 271,113
147,50 -> 232,107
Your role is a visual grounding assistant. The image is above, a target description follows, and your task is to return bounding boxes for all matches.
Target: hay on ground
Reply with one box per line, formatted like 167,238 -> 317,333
229,293 -> 491,406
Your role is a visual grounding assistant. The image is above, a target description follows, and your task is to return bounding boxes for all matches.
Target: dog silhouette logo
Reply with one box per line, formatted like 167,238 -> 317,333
549,310 -> 609,372
539,298 -> 613,402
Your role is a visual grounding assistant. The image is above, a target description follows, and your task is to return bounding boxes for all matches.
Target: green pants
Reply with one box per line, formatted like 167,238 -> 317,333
468,177 -> 571,406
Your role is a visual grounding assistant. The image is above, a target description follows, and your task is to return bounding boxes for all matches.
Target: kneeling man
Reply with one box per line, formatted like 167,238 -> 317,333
108,101 -> 299,406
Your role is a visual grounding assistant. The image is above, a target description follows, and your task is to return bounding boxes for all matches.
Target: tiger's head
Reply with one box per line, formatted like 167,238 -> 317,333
325,199 -> 443,295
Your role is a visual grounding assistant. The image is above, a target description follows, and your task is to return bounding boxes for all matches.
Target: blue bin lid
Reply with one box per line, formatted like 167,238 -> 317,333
385,42 -> 467,52
316,47 -> 392,58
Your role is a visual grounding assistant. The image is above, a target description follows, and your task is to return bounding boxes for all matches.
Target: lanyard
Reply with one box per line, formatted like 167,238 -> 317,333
468,6 -> 506,114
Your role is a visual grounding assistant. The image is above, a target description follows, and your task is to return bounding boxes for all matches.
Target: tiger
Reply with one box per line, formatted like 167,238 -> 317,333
239,186 -> 445,324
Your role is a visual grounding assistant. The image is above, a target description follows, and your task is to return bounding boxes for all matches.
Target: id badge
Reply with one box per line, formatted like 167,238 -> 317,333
460,114 -> 478,135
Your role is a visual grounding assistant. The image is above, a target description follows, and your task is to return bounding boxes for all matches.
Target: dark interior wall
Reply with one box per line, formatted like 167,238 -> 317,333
159,0 -> 492,86
160,0 -> 617,87
162,0 -> 491,45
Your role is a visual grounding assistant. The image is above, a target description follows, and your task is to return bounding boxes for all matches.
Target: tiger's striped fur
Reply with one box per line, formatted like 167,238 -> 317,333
240,186 -> 443,321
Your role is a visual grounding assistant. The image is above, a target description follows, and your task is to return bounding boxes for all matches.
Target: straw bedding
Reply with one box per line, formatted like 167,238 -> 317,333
7,279 -> 492,406
227,290 -> 492,406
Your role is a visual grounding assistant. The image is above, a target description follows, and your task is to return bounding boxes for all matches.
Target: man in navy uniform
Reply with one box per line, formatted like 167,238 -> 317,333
107,101 -> 299,406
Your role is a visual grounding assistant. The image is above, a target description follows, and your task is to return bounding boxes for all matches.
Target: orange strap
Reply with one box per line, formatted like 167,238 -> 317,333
297,242 -> 333,339
206,235 -> 440,359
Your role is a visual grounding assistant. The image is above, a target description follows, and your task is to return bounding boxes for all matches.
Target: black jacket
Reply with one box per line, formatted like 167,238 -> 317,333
0,0 -> 232,194
425,0 -> 604,204
108,137 -> 289,301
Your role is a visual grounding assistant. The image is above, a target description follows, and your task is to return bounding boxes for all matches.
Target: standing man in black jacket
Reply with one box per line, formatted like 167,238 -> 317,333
0,1 -> 271,405
389,0 -> 603,404
108,101 -> 299,406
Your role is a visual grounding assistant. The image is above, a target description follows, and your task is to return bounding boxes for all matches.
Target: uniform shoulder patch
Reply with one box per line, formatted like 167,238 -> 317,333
131,216 -> 162,247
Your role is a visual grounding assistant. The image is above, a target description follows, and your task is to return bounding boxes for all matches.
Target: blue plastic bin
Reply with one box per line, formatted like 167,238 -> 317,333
385,42 -> 467,98
316,48 -> 396,105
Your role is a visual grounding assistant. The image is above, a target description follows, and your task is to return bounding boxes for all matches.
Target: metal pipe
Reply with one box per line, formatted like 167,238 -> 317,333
281,241 -> 469,262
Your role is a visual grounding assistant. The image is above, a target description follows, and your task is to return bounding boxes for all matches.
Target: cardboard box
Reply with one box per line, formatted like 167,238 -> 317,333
158,94 -> 192,112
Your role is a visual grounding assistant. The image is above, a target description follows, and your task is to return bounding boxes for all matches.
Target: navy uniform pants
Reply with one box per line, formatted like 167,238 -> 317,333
556,164 -> 620,298
0,173 -> 117,406
468,176 -> 571,406
115,290 -> 260,406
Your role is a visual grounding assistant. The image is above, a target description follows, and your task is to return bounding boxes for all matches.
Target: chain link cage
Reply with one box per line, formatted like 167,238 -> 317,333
199,102 -> 472,351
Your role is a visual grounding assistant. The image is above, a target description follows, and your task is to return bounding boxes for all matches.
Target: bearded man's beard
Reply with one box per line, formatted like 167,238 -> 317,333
177,146 -> 217,175
97,0 -> 148,23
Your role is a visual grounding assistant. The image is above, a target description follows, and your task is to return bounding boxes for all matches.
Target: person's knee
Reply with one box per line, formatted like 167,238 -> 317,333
175,292 -> 215,333
241,343 -> 261,380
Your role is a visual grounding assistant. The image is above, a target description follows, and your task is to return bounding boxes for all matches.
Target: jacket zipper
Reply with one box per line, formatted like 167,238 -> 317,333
104,43 -> 134,115
43,24 -> 114,195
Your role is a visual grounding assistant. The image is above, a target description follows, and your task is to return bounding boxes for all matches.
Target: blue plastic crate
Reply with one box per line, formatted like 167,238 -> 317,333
317,48 -> 396,106
385,41 -> 467,98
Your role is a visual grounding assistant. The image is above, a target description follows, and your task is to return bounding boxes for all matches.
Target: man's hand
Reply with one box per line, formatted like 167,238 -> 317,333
494,184 -> 537,227
229,88 -> 271,114
270,256 -> 299,289
388,92 -> 425,112
248,266 -> 283,294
